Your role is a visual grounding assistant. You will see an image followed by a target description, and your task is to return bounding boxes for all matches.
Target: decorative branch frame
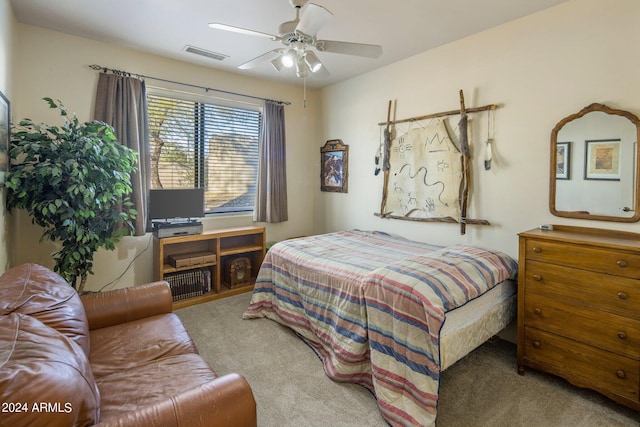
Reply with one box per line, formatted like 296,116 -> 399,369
375,94 -> 494,231
0,90 -> 9,187
321,139 -> 348,193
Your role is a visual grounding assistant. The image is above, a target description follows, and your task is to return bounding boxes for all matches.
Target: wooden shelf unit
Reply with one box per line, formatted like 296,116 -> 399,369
153,226 -> 266,309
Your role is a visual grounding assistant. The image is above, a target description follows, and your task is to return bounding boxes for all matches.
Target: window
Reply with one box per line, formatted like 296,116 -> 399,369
147,93 -> 261,214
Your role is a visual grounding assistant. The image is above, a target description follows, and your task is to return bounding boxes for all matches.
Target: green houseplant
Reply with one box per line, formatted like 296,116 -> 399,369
6,98 -> 138,293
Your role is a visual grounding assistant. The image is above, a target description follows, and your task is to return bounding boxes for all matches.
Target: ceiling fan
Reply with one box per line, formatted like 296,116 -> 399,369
209,0 -> 383,78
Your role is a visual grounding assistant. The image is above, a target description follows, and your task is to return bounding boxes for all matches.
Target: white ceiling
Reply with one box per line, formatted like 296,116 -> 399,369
10,0 -> 567,89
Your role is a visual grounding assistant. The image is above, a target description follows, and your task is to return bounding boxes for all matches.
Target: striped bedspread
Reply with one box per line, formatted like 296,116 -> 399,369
243,230 -> 518,426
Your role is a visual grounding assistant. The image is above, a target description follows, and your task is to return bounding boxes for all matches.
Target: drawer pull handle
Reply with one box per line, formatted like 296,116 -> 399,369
532,341 -> 541,349
534,308 -> 542,315
532,247 -> 541,253
618,292 -> 629,300
616,260 -> 628,268
616,370 -> 626,379
617,331 -> 627,340
533,274 -> 542,281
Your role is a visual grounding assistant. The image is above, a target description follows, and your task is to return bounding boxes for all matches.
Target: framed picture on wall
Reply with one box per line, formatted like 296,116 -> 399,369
0,90 -> 9,187
584,139 -> 621,180
320,139 -> 348,193
556,141 -> 571,180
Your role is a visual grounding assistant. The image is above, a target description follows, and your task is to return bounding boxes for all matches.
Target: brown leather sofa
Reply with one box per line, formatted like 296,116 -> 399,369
0,263 -> 256,427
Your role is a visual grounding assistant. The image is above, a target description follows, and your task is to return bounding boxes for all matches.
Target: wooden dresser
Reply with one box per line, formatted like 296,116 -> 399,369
517,225 -> 639,411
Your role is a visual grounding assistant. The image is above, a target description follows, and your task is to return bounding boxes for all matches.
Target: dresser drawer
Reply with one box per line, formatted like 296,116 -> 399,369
523,327 -> 640,404
525,239 -> 640,279
524,260 -> 640,320
524,292 -> 640,360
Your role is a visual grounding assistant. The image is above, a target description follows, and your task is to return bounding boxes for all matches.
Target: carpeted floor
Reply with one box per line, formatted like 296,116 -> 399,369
175,292 -> 638,427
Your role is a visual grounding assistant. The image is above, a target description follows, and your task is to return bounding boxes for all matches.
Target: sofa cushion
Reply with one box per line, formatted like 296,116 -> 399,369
96,353 -> 218,424
0,263 -> 90,356
0,313 -> 100,427
89,313 -> 199,377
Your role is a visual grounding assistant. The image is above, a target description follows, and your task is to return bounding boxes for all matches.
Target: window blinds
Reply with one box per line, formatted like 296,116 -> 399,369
148,93 -> 261,214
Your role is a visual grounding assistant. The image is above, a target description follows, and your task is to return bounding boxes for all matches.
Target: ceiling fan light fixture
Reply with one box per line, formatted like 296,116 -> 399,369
271,56 -> 284,71
281,50 -> 295,68
295,57 -> 309,78
303,51 -> 322,73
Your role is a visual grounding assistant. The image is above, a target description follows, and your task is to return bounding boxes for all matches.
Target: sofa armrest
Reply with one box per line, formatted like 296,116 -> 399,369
171,373 -> 257,427
81,282 -> 173,330
95,373 -> 257,427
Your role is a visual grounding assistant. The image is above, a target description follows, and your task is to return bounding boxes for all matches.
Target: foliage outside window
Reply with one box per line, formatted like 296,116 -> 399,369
147,93 -> 261,214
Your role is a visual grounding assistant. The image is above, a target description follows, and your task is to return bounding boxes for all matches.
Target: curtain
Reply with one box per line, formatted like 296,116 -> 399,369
94,72 -> 150,236
254,101 -> 288,223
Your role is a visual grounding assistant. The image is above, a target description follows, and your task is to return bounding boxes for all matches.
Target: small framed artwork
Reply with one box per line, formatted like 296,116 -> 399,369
0,90 -> 9,187
321,139 -> 348,193
584,139 -> 621,180
556,141 -> 571,180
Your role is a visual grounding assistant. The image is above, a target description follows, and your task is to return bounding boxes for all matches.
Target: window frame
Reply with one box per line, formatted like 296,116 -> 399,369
147,87 -> 263,216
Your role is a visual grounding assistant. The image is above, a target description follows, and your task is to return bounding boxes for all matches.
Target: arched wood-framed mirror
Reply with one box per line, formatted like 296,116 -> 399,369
550,103 -> 640,222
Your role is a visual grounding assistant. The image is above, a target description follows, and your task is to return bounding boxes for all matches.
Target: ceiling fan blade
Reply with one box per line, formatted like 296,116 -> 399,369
209,23 -> 279,41
315,40 -> 383,58
295,3 -> 332,38
238,50 -> 284,70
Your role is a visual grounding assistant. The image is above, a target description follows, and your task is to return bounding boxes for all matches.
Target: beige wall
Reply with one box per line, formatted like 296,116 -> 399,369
317,0 -> 640,259
11,24 -> 319,291
5,0 -> 640,288
0,0 -> 15,273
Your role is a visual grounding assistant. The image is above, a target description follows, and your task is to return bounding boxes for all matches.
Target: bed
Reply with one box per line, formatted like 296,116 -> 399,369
243,230 -> 518,426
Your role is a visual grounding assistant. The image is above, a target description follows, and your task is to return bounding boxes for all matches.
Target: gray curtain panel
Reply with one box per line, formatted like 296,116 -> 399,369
254,101 -> 288,223
94,72 -> 150,236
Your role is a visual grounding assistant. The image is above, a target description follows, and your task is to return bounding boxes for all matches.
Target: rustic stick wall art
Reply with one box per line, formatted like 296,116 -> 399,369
376,92 -> 497,233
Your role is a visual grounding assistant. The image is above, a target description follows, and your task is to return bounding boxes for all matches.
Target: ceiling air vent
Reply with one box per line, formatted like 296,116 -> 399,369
183,45 -> 229,61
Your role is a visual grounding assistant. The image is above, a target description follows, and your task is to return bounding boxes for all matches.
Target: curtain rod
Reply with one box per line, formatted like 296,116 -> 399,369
378,103 -> 498,126
88,64 -> 291,106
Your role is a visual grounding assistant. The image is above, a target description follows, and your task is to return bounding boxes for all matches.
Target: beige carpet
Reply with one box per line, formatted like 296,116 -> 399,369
175,292 -> 638,427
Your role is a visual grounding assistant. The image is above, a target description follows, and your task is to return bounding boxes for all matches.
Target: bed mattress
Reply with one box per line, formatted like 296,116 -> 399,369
440,279 -> 517,370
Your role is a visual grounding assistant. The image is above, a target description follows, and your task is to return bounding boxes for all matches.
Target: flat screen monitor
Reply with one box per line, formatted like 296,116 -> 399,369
149,188 -> 205,220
